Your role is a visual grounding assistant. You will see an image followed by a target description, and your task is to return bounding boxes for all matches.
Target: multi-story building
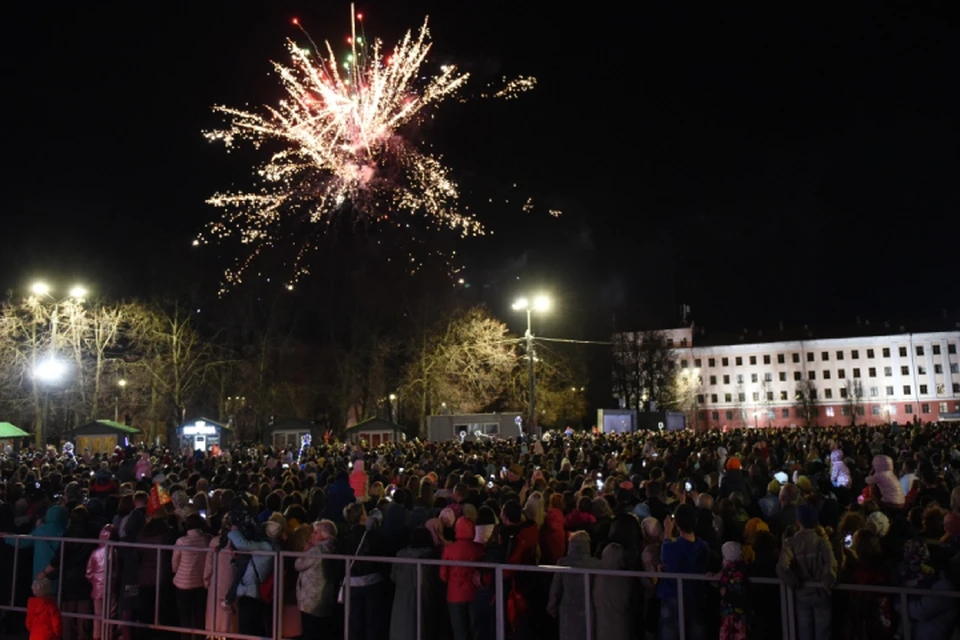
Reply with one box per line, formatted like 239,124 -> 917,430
616,326 -> 960,428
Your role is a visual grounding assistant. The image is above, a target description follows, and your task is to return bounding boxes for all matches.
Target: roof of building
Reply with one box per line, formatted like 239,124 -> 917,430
345,417 -> 403,432
71,420 -> 141,435
177,417 -> 231,431
0,422 -> 30,438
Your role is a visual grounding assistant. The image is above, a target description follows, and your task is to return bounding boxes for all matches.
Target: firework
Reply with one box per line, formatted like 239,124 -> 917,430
201,7 -> 531,289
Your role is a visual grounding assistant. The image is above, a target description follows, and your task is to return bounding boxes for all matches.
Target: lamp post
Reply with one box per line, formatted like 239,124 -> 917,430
115,379 -> 127,422
28,281 -> 87,446
512,295 -> 550,434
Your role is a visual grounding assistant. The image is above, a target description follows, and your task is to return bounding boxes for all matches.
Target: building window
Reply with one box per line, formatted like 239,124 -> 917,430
952,364 -> 960,374
867,348 -> 875,358
886,386 -> 894,396
839,387 -> 848,399
916,346 -> 924,356
836,350 -> 844,360
940,402 -> 949,413
681,360 -> 689,369
725,393 -> 732,403
736,357 -> 743,366
838,369 -> 846,379
807,352 -> 815,362
934,364 -> 943,374
899,346 -> 907,357
708,358 -> 716,367
856,406 -> 865,416
694,358 -> 702,368
710,375 -> 717,385
917,365 -> 926,375
752,392 -> 760,402
736,374 -> 744,383
712,411 -> 720,421
903,385 -> 911,395
826,407 -> 835,417
751,373 -> 759,383
868,367 -> 877,377
782,408 -> 790,418
738,392 -> 745,402
921,403 -> 930,414
932,345 -> 941,355
872,406 -> 880,415
780,390 -> 788,401
809,371 -> 816,380
681,338 -> 688,347
948,343 -> 957,354
919,384 -> 928,395
779,372 -> 787,381
794,371 -> 802,380
777,354 -> 785,364
711,394 -> 718,403
793,353 -> 800,363
822,351 -> 829,361
841,406 -> 850,416
853,368 -> 861,378
722,357 -> 729,366
870,386 -> 879,397
764,372 -> 773,382
697,394 -> 705,404
851,349 -> 859,359
725,410 -> 733,420
698,410 -> 708,421
882,348 -> 891,357
723,374 -> 730,384
749,356 -> 756,365
901,366 -> 909,375
905,404 -> 913,414
809,390 -> 818,400
667,338 -> 674,347
763,354 -> 771,364
766,391 -> 774,401
824,389 -> 833,399
884,366 -> 893,376
823,370 -> 831,379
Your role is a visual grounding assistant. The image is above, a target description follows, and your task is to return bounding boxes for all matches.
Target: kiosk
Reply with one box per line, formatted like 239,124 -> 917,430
174,417 -> 230,452
69,420 -> 141,454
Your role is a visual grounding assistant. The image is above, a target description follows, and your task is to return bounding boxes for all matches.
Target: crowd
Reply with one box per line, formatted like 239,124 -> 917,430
1,420 -> 959,640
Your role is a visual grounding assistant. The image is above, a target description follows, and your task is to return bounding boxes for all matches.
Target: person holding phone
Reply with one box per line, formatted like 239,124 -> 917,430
657,504 -> 709,640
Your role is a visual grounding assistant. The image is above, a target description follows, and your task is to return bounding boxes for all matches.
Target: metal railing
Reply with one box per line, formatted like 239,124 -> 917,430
2,533 -> 959,640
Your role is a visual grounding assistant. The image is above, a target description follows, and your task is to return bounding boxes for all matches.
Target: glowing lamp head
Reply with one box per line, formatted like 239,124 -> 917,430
511,297 -> 529,311
34,358 -> 67,383
533,295 -> 550,312
69,285 -> 87,299
389,393 -> 397,401
31,282 -> 50,296
356,13 -> 363,20
118,379 -> 127,388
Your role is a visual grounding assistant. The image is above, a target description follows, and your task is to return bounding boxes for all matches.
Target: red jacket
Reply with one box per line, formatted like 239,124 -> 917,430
440,518 -> 484,603
540,509 -> 566,565
27,597 -> 61,640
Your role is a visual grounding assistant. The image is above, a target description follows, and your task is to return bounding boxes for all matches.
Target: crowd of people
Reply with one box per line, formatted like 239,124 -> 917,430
1,420 -> 959,640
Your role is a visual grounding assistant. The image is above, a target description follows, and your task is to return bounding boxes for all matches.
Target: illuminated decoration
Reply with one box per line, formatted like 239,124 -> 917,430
298,433 -> 312,465
201,5 -> 535,291
182,423 -> 217,436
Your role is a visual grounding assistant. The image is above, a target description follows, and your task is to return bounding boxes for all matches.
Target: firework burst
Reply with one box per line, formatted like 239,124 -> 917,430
201,8 -> 533,289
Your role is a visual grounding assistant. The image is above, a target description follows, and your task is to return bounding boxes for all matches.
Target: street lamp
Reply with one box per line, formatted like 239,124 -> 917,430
115,379 -> 128,422
512,294 -> 550,434
34,357 -> 67,382
69,285 -> 88,299
31,282 -> 51,296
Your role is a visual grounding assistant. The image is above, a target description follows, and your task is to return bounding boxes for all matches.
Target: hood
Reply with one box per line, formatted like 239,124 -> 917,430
600,542 -> 625,570
567,530 -> 591,558
44,505 -> 68,531
872,455 -> 894,473
830,450 -> 844,464
352,459 -> 365,473
455,516 -> 476,541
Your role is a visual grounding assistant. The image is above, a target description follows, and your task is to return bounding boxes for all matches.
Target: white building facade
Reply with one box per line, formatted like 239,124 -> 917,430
656,328 -> 959,428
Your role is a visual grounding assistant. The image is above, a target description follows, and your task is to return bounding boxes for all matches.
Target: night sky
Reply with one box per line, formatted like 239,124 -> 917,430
4,2 -> 959,339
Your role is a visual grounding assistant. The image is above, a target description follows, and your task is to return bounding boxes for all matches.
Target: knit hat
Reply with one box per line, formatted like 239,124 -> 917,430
796,476 -> 813,493
722,541 -> 742,563
726,458 -> 741,471
767,479 -> 781,494
867,512 -> 890,537
797,503 -> 819,529
264,512 -> 285,539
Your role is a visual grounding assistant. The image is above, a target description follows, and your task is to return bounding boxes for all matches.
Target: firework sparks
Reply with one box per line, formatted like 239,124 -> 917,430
201,8 -> 529,288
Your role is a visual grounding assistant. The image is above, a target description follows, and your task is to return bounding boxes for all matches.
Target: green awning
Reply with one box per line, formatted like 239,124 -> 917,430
0,422 -> 30,438
94,419 -> 140,434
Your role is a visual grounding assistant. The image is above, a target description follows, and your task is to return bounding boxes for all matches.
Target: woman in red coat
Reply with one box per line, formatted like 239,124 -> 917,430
440,517 -> 484,640
541,494 -> 567,565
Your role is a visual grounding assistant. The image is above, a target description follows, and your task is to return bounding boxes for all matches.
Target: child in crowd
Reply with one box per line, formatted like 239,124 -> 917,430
27,577 -> 62,640
86,524 -> 117,640
719,542 -> 749,640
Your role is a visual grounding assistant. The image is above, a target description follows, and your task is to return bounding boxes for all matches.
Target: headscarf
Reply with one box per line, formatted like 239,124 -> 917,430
895,539 -> 936,588
742,517 -> 770,564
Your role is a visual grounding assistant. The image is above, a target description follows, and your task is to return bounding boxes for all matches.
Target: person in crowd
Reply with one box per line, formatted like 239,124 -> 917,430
390,527 -> 440,640
594,542 -> 639,640
27,577 -> 61,640
172,513 -> 211,640
777,503 -> 837,640
227,512 -> 283,638
866,455 -> 906,508
718,542 -> 749,640
86,524 -> 117,640
657,504 -> 709,640
295,519 -> 340,640
340,502 -> 388,640
349,459 -> 369,503
203,515 -> 238,639
547,531 -> 601,640
440,516 -> 484,640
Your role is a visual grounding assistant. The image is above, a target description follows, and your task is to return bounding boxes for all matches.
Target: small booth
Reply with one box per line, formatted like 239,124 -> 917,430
69,420 -> 141,454
0,422 -> 31,451
345,417 -> 403,447
173,417 -> 231,452
264,418 -> 315,450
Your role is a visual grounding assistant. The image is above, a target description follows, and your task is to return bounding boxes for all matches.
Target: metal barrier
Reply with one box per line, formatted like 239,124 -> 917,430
2,533 -> 959,640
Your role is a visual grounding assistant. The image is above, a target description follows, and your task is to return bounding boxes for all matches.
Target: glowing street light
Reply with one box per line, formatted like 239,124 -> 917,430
511,297 -> 529,311
34,358 -> 67,383
118,379 -> 128,387
513,294 -> 550,433
69,285 -> 88,299
533,295 -> 550,312
31,282 -> 51,296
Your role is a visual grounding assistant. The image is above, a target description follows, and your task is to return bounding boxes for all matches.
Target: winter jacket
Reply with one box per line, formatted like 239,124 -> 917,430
547,533 -> 602,640
440,518 -> 484,603
26,596 -> 61,640
594,543 -> 639,640
829,450 -> 852,489
563,510 -> 595,532
719,469 -> 747,500
227,529 -> 280,599
8,506 -> 68,592
865,455 -> 905,506
49,522 -> 96,601
349,460 -> 369,502
322,477 -> 356,523
656,535 -> 709,603
172,528 -> 211,590
340,524 -> 385,582
294,537 -> 339,617
906,574 -> 958,640
86,545 -> 115,600
390,546 -> 441,640
776,528 -> 837,597
540,508 -> 566,565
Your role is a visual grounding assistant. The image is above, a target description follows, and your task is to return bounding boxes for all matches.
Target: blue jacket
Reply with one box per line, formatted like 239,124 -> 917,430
7,506 -> 68,590
227,530 -> 279,600
656,536 -> 709,603
322,479 -> 356,523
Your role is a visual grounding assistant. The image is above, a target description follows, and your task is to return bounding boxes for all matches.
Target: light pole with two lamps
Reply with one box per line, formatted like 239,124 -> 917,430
511,295 -> 550,434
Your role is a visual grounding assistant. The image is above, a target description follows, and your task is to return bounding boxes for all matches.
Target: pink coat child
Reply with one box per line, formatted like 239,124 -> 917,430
86,525 -> 117,640
829,450 -> 852,489
134,453 -> 152,480
865,454 -> 905,506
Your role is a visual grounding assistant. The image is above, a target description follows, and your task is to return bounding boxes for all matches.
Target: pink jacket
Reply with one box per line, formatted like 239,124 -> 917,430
865,455 -> 904,506
85,546 -> 115,600
172,529 -> 211,590
349,460 -> 369,501
829,450 -> 852,489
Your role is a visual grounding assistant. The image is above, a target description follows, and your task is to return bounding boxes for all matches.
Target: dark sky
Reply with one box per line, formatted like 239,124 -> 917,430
3,2 -> 959,338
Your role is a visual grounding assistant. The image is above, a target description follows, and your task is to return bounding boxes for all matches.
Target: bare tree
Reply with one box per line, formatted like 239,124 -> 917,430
844,379 -> 864,426
612,330 -> 676,412
795,379 -> 819,426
